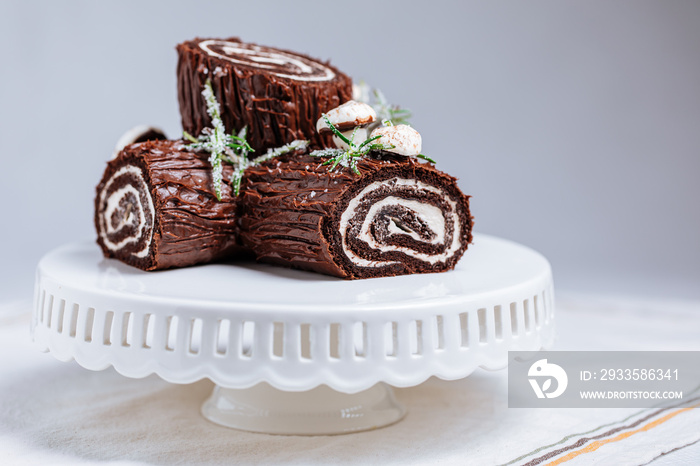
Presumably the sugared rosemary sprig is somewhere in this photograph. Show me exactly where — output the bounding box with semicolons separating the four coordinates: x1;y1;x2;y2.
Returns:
373;88;412;126
229;139;308;195
184;79;253;200
416;153;437;163
309;114;393;175
353;81;435;164
355;81;412;127
184;79;304;198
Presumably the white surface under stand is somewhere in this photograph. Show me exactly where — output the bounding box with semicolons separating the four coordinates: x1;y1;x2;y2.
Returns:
31;234;555;435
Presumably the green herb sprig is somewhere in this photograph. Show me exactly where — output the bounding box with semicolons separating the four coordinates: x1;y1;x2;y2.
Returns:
373;88;412;126
354;81;413;127
184;79;305;198
310;115;394;174
352;81;435;164
183;79;252;200
229;139;308;195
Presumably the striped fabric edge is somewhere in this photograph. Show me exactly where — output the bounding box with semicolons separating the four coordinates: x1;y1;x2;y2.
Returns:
639;437;700;465
500;394;700;466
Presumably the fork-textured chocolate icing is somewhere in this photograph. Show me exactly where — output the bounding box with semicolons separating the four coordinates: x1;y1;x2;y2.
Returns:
177;37;353;154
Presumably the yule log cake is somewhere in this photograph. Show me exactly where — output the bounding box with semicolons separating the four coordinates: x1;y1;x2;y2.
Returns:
95;139;242;271
95;37;473;278
238;152;472;279
177;37;352;153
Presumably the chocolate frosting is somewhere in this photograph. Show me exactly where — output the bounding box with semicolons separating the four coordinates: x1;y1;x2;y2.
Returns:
176;37;353;154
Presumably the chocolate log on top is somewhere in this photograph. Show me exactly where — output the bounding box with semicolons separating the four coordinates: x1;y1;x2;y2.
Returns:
237;153;473;279
177;37;353;153
95;139;242;271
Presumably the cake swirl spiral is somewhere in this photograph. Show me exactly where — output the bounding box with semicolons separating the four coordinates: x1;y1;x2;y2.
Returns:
198;39;336;82
338;178;464;270
96;164;155;263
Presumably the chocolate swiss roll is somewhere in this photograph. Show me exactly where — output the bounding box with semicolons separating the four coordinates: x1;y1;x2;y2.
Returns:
177;38;353;153
95;139;242;271
237;154;473;279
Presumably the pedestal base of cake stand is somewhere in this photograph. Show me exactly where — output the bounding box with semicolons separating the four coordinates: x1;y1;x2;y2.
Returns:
201;382;405;435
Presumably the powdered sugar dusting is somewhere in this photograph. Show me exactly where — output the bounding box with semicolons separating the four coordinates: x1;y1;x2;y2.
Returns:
370;125;422;156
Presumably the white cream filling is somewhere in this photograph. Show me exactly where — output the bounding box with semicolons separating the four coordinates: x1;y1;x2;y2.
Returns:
98;165;155;258
199;40;335;82
363;198;445;244
104;185;140;235
339;178;462;267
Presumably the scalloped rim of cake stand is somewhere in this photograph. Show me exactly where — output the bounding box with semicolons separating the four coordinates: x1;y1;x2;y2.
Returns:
32;233;555;393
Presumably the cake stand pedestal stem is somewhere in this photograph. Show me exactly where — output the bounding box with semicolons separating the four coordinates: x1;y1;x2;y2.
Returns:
201;382;406;435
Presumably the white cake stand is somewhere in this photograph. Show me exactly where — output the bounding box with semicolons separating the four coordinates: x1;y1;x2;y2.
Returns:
32;234;554;435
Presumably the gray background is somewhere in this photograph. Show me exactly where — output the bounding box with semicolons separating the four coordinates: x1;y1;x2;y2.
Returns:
1;0;699;302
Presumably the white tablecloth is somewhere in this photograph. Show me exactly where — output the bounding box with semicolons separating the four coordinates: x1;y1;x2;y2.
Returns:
1;295;699;465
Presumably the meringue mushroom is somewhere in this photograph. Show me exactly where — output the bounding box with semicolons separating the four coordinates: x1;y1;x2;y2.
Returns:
370;124;422;157
111;125;167;159
316;100;377;150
